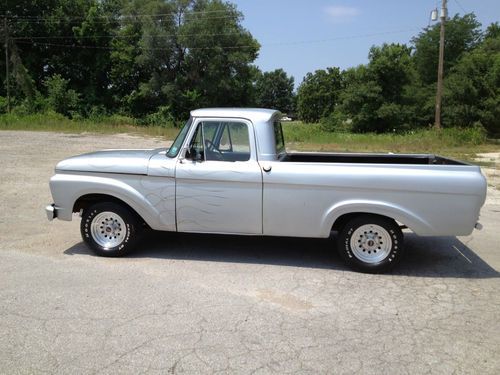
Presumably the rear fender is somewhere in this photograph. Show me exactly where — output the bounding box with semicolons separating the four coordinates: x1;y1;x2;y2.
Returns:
321;200;433;236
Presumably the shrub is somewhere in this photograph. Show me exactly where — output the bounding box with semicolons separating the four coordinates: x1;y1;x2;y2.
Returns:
0;96;7;114
44;74;81;117
139;105;175;127
320;111;352;132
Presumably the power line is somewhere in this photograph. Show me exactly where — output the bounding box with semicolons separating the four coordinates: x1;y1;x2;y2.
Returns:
12;31;247;40
262;29;420;47
14;40;256;51
13;28;419;51
5;12;241;25
5;9;235;21
452;0;467;13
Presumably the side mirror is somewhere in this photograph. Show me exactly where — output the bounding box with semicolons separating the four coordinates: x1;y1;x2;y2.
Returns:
178;147;188;162
194;149;203;162
184;146;203;162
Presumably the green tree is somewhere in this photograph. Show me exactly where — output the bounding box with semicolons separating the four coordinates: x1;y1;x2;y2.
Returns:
409;14;484;127
179;0;259;116
335;44;417;133
1;0;120;112
109;14;144;115
123;0;180;116
71;0;121;112
254;69;295;113
44;74;81;117
443;24;500;135
296;67;342;122
113;0;260;120
412;13;482;85
485;22;500;40
2;0;260;120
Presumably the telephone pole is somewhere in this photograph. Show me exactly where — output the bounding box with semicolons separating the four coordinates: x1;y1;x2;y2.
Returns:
3;17;10;113
434;0;447;129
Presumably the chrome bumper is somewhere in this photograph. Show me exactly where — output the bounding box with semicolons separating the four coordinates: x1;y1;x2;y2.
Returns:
45;204;58;221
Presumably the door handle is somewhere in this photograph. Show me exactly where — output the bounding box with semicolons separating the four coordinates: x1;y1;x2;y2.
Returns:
262;165;272;172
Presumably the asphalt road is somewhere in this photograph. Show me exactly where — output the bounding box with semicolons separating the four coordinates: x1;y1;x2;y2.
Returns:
1;131;499;374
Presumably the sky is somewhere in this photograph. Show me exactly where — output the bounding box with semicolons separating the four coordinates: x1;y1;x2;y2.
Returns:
231;0;500;86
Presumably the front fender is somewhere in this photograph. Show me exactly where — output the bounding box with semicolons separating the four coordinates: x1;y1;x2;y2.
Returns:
321;200;433;236
49;173;174;231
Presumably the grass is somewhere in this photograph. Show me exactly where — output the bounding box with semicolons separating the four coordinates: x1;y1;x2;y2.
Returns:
282;121;499;162
1;113;499;162
0;112;180;139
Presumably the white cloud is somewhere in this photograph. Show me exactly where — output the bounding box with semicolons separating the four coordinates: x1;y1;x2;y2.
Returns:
325;5;360;22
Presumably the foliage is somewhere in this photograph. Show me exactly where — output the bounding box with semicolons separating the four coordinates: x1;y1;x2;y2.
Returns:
1;0;259;121
0;5;499;136
316;14;499;136
296;67;343;122
332;44;417;133
254;69;295;113
44;74;81;117
443;29;500;136
412;13;482;84
139;105;176;127
0;97;7;114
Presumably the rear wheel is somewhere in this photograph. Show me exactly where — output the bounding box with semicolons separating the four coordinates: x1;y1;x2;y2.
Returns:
81;202;141;257
337;214;404;273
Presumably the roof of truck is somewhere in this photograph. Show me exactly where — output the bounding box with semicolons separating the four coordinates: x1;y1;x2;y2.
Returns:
190;108;280;123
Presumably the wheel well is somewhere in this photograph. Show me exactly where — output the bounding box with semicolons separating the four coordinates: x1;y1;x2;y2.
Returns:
73;194;147;226
332;212;399;232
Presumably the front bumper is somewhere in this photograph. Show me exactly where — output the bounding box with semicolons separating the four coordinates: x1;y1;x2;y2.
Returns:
45;204;58;221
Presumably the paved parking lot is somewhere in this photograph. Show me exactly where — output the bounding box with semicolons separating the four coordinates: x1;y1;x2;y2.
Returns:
1;131;499;374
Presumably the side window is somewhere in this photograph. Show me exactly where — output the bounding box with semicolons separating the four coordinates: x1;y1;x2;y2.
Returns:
203;122;218;145
206;122;250;162
187;121;251;162
226;122;250;157
218;124;232;152
186;123;204;161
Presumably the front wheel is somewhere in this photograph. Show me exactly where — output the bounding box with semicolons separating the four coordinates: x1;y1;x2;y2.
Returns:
81;202;141;257
337;214;404;273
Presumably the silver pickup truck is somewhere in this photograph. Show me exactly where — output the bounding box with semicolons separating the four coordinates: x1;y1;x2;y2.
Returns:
46;108;487;272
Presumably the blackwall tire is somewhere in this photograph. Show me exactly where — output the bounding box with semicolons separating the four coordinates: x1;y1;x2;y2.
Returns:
337;214;404;273
80;202;141;257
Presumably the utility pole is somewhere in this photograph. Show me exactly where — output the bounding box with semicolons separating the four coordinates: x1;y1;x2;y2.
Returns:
3;17;10;113
434;0;447;129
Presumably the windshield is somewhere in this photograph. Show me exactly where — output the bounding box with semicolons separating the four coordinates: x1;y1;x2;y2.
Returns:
166;118;192;158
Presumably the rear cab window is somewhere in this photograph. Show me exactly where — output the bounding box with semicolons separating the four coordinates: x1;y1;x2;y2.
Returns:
273;120;286;156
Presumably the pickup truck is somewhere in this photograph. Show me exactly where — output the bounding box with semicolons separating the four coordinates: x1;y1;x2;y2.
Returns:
46;108;487;272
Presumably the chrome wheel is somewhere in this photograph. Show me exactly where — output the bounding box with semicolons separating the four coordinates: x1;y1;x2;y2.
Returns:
350;224;392;264
90;211;127;249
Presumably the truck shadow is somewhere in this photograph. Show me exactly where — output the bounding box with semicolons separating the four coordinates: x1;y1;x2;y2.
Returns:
64;231;499;279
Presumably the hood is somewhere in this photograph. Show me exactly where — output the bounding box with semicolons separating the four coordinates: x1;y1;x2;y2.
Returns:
56;148;165;175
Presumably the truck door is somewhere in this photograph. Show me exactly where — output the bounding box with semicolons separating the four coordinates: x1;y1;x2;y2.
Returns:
175;119;263;234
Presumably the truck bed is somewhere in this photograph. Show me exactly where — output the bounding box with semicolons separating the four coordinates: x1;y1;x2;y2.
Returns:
282;152;467;165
